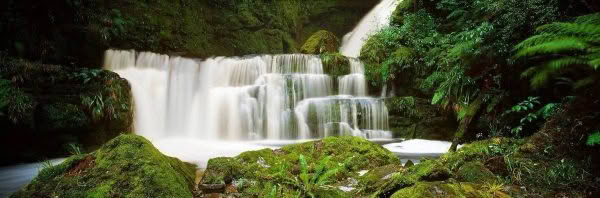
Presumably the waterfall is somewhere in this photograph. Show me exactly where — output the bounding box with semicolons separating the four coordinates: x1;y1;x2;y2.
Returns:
105;50;391;140
103;0;401;141
339;0;400;58
105;52;391;140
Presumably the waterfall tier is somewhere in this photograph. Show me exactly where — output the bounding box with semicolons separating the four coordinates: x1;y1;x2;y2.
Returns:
104;50;391;140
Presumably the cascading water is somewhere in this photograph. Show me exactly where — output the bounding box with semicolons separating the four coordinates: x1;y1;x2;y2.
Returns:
105;50;391;141
339;0;400;58
102;0;400;166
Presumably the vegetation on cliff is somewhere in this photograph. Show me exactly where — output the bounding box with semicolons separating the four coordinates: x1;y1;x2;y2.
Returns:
1;0;378;68
362;0;600;151
0;58;132;165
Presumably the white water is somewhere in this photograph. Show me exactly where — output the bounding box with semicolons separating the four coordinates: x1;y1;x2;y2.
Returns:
339;0;400;57
105;51;391;141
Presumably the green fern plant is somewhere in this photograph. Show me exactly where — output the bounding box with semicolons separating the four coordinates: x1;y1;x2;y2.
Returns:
422;66;477;106
515;13;600;89
282;155;346;198
503;97;558;136
67;143;83;155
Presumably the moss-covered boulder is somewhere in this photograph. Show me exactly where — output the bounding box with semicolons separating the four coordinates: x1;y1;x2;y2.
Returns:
301;30;340;54
12;134;196;198
199;136;400;197
391;181;509;198
321;52;351;78
386;96;457;141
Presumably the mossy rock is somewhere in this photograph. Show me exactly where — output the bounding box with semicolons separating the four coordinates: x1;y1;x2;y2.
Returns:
358;164;405;193
321;52;351;78
301;30;340;54
202;157;241;185
456;162;500;184
369;159;452;196
201;136;400;197
391;181;510;198
12;134;197;198
0;60;133;165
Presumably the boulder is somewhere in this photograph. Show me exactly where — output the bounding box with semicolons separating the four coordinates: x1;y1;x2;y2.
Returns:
301;30;340;54
200;136;400;197
12;135;196;198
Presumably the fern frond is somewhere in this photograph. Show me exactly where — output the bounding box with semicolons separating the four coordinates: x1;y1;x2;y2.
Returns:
589;57;600;70
530;70;551;88
298;155;310;191
575;13;600;25
516;38;588;58
574;75;597;89
547;57;588;70
521;66;539;78
537;23;600;37
312;156;330;184
316;167;340;186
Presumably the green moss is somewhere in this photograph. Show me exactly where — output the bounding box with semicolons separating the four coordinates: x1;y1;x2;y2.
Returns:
201;136;400;197
12;135;196;198
320;52;351;78
391;0;415;26
456;162;500;184
301;30;340;54
390;181;508;198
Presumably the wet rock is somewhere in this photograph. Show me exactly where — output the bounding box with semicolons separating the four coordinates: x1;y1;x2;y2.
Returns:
386;97;457;141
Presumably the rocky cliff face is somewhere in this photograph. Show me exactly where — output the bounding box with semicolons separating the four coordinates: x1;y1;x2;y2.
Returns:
1;0;379;68
0;59;133;165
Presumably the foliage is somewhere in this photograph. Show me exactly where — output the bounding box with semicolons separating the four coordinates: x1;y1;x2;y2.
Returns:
502;97;558;136
586;131;600;146
516;13;600;89
70;69;102;84
0;78;36;126
67;143;83;155
422;66;477;106
281;155;347;198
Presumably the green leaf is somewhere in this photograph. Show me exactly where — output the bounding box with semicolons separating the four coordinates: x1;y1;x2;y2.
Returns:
432;91;445;105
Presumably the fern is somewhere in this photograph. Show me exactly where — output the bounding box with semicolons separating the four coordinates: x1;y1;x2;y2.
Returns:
283;155;346;198
516;13;600;89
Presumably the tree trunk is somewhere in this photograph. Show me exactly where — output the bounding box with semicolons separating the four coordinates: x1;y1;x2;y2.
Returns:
449;94;485;152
